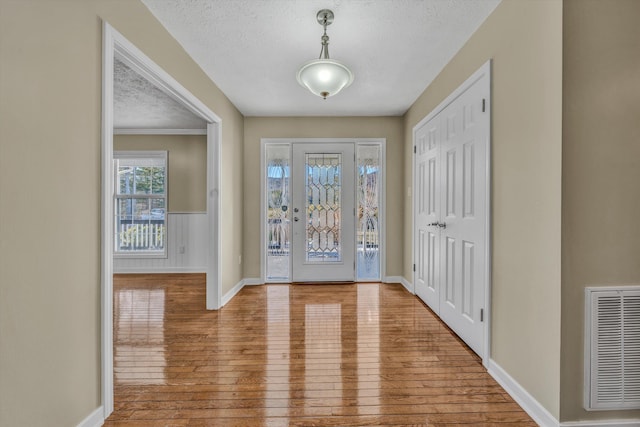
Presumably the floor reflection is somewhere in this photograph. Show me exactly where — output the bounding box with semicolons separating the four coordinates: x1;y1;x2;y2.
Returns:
304;302;342;414
109;276;535;426
357;284;380;410
266;286;290;419
114;286;166;385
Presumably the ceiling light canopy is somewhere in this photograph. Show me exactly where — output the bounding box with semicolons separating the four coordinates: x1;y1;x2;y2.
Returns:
296;9;354;100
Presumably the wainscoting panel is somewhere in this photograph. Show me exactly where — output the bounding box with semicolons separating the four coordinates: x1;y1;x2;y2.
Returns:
114;213;208;273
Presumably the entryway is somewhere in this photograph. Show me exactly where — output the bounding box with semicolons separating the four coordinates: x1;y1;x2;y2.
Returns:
413;61;491;359
262;139;385;283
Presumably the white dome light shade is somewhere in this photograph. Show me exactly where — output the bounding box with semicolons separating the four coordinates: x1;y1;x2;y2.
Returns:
297;59;354;99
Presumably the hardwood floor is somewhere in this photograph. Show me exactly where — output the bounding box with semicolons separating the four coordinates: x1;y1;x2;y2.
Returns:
105;274;535;426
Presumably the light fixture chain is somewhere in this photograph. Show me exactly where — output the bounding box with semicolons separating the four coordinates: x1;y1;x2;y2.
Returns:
319;20;330;60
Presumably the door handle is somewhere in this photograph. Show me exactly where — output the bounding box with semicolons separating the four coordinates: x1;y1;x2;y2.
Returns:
294;217;299;222
427;221;447;229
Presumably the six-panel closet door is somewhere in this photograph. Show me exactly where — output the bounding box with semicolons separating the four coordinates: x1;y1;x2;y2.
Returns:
414;64;490;357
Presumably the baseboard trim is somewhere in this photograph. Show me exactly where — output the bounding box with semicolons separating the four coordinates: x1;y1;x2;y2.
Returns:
487;359;559;427
560;421;640;427
384;276;414;294
113;267;207;274
221;279;245;307
76;406;104;427
243;278;263;286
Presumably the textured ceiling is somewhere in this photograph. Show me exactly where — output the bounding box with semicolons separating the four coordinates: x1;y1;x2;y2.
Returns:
114;57;207;130
141;0;501;117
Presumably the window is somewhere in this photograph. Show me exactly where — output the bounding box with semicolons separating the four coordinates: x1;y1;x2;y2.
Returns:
356;144;381;280
265;144;291;281
113;151;167;257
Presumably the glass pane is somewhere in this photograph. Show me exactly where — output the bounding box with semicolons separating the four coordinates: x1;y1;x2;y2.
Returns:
133;166;152;194
152;166;165;194
117;166;134;195
266;145;291;280
115;198;166;253
306;153;341;263
150;199;165;220
115;156;165;196
357;145;381;280
133;198;150;220
117;198;134;224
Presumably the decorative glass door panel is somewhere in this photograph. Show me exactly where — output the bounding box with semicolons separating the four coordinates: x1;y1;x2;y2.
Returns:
265;145;291;281
356;145;381;280
305;153;342;262
292;144;355;282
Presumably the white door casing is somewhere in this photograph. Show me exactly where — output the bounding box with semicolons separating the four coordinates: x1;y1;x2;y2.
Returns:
102;22;222;419
413;61;491;358
292;143;356;282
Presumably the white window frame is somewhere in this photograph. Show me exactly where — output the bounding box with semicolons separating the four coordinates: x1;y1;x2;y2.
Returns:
113;150;168;259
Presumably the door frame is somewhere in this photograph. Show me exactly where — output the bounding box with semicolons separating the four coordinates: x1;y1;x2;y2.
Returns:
101;22;222;419
412;60;492;365
260;138;386;283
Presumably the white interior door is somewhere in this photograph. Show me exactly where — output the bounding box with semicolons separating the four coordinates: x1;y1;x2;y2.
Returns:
414;122;441;308
413;63;490;357
292;143;356;282
437;78;488;356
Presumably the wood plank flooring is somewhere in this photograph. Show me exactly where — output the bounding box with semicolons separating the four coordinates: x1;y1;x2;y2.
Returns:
105;274;535;426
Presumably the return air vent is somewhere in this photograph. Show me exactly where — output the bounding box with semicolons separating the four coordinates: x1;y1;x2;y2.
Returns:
585;286;640;410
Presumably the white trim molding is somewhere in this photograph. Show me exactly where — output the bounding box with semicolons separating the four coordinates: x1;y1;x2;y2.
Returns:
560;421;640;427
384;276;414;294
484;362;639;427
114;128;207;135
114;267;207;274
221;278;264;307
102;21;222;421
76;407;104;427
222;280;245;307
487;359;559;427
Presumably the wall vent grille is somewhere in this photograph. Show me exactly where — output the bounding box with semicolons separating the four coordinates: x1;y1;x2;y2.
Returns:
585;286;640;410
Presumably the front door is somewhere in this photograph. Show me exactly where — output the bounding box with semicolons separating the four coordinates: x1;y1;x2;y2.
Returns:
291;143;356;282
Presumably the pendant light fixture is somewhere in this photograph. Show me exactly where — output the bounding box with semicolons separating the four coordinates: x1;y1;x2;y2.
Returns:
296;9;354;99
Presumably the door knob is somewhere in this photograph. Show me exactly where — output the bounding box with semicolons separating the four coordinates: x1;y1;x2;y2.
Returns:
427;221;447;229
294;217;299;222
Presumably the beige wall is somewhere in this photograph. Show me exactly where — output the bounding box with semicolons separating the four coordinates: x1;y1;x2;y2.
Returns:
0;1;243;425
403;0;562;418
243;117;404;279
5;0;637;425
114;134;207;212
561;0;640;421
